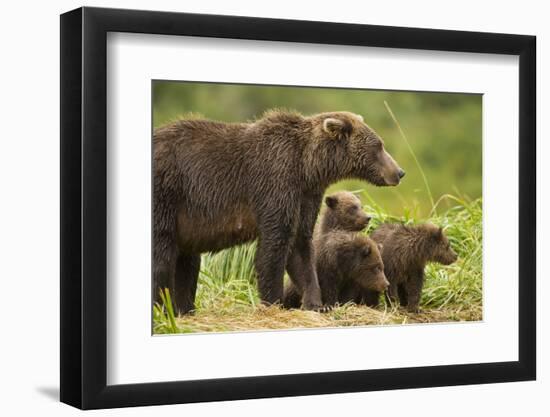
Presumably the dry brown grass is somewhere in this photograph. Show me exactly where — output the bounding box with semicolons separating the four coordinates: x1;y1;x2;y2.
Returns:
174;303;482;334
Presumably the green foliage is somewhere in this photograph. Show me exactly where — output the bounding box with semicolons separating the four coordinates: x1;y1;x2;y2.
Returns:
197;243;260;310
153;288;179;334
153;288;193;334
422;197;482;308
153;81;482;216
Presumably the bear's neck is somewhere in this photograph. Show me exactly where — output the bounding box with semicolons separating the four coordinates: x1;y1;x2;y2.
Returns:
302;147;352;192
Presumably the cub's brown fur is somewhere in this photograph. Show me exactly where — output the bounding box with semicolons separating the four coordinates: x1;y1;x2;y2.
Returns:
283;191;388;308
318;191;371;234
351;223;457;312
153;110;404;314
284;232;389;308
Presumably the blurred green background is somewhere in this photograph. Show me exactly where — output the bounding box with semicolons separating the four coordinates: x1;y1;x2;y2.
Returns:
153;81;482;217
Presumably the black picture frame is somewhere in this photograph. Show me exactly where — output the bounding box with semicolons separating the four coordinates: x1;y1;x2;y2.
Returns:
60;6;536;410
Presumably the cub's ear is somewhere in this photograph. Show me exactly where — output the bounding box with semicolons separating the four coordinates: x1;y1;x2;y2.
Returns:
361;245;372;257
377;243;384;251
323;118;353;140
431;226;444;239
325;195;338;209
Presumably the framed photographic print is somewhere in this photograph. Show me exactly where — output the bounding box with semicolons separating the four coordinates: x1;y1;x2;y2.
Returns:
60;6;536;410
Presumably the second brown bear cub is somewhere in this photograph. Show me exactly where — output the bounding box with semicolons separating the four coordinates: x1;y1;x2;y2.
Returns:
358;223;458;313
283;192;389;308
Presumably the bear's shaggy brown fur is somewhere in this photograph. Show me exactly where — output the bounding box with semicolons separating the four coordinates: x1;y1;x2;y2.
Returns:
283;191;388;308
153;110;404;314
351;223;457;312
318;191;371;235
284;232;389;308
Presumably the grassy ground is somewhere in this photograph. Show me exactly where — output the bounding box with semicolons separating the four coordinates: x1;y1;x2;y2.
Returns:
153;196;482;334
168;303;482;334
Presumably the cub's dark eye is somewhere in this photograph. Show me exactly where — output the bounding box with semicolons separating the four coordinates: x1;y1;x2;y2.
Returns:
347;206;357;214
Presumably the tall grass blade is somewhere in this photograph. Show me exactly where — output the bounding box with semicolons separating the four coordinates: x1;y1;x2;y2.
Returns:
384;100;435;213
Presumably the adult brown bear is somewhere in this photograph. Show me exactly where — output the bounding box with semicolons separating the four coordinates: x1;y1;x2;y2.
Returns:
153;110;404;314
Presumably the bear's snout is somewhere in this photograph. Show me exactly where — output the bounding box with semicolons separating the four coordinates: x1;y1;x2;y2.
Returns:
384;171;402;186
448;250;458;264
440;249;458;265
381;277;390;290
375;275;390;292
377;149;404;187
358;215;371;228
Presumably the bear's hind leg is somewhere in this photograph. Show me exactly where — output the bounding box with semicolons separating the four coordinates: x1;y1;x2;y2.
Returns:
153;236;177;310
153;192;179;312
398;284;408;307
174;253;201;315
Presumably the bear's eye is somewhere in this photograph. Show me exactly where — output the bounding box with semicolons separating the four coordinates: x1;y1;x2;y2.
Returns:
347;206;357;214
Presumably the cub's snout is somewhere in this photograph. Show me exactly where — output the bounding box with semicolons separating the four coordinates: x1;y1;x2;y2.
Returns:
380;275;390;291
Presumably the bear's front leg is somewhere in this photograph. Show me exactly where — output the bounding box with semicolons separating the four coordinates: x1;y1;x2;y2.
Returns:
255;231;292;306
286;194;324;310
286;240;323;311
405;269;424;313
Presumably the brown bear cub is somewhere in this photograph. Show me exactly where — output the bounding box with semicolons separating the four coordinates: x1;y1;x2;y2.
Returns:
283;232;389;308
283;192;389;308
354;223;457;313
317;191;372;234
154;110;404;314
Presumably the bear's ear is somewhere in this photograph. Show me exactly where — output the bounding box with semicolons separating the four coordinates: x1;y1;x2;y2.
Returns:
377;243;383;252
431;226;443;240
362;245;372;257
325;195;338;209
323;118;353;140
